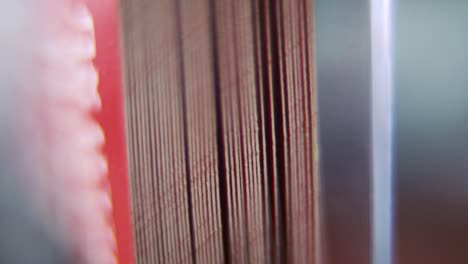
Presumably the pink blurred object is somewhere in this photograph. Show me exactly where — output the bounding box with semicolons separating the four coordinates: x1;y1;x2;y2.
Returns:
21;1;118;263
6;0;134;262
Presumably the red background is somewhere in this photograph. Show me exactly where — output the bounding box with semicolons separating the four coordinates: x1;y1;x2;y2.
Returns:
84;1;134;263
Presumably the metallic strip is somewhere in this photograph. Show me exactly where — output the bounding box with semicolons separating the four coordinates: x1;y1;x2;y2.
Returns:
371;0;394;264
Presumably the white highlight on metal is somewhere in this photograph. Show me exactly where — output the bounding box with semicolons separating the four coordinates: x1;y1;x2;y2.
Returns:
371;0;394;263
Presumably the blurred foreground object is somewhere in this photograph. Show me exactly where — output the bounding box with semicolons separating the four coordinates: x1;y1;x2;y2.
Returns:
0;0;133;263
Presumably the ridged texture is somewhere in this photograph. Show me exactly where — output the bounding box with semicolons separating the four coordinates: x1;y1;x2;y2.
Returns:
32;1;117;263
120;0;316;263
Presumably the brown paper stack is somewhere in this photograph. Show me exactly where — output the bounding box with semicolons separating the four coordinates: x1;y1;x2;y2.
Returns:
120;0;317;263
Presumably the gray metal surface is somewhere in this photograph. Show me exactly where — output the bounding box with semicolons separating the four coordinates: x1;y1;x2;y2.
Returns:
316;0;468;263
314;1;372;263
395;0;468;263
315;0;394;263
